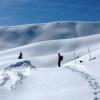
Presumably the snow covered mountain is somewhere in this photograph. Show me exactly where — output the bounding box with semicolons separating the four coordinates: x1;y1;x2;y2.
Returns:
0;21;100;51
0;21;100;100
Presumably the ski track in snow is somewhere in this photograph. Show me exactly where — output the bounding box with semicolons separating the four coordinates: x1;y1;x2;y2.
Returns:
65;65;100;100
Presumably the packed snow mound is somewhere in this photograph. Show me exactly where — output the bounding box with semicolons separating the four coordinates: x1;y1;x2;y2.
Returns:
6;60;35;69
0;60;35;91
0;21;100;50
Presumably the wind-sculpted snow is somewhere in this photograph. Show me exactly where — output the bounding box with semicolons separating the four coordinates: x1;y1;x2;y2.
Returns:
6;60;35;69
0;21;100;50
0;60;35;91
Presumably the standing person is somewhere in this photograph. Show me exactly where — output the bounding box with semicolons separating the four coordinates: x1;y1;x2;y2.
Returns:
18;52;23;59
58;53;63;67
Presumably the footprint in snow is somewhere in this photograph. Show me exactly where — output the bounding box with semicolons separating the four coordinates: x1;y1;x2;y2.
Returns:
66;66;100;100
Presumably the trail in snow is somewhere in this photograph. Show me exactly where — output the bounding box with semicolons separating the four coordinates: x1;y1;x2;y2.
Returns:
64;65;100;100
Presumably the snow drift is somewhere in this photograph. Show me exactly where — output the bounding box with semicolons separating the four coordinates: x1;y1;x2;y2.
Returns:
0;60;35;91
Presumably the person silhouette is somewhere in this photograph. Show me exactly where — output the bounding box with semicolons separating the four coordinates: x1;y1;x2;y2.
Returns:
18;52;23;59
58;53;63;67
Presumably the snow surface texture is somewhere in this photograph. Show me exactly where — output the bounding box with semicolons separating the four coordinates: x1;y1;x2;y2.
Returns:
0;21;100;100
0;60;35;91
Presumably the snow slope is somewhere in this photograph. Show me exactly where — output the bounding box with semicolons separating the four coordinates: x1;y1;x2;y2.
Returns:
0;21;100;50
0;33;100;68
0;22;100;100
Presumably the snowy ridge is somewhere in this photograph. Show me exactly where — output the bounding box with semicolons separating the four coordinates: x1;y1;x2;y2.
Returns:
0;33;100;60
0;21;100;51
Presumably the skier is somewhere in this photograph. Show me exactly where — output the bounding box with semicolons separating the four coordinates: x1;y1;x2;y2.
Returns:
58;53;63;67
18;52;23;59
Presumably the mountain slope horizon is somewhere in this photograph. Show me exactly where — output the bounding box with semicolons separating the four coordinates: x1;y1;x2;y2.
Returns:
0;21;100;51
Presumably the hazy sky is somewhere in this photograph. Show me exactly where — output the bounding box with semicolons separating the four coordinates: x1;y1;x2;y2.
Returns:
0;0;100;25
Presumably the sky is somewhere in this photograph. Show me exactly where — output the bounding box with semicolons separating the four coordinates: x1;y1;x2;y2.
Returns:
0;0;100;26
